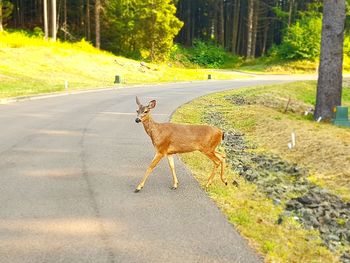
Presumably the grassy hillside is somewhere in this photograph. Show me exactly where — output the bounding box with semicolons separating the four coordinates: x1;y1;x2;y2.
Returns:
235;56;350;74
0;31;244;99
172;81;350;262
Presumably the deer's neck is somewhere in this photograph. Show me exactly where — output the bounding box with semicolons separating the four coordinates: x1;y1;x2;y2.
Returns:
142;115;159;141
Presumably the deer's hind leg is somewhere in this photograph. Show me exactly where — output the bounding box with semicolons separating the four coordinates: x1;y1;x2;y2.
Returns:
215;151;227;185
204;152;221;188
167;155;179;190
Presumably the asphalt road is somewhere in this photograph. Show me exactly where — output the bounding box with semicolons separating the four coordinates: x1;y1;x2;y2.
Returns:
0;77;310;263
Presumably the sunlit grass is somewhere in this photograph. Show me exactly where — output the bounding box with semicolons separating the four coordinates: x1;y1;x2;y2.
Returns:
0;31;246;99
171;80;350;262
237;56;350;74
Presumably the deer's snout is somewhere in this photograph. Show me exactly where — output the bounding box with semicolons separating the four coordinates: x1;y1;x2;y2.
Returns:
135;118;141;123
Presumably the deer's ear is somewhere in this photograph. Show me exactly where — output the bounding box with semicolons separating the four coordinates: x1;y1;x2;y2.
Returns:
136;96;141;106
148;100;156;109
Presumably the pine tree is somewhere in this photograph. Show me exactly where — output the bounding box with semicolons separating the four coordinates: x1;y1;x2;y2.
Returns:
95;0;101;49
51;0;57;41
0;0;3;32
44;0;48;39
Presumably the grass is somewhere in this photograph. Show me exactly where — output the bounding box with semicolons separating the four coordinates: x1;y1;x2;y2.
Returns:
0;31;246;99
172;80;350;262
234;56;350;75
237;57;318;74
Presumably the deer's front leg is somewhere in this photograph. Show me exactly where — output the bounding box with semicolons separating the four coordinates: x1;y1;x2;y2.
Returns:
167;155;179;190
135;153;164;192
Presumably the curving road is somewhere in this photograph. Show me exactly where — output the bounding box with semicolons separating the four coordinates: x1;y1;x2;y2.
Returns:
0;77;312;263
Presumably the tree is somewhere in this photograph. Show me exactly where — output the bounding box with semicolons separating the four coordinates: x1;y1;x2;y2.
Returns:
0;0;13;32
217;0;224;46
0;0;3;32
44;0;48;39
231;0;240;53
246;0;254;58
315;0;346;121
52;0;57;41
63;0;67;40
251;0;260;58
86;0;91;40
95;0;101;49
288;0;295;26
104;0;182;60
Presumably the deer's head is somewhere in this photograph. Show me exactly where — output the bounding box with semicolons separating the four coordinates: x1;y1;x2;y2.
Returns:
135;96;156;123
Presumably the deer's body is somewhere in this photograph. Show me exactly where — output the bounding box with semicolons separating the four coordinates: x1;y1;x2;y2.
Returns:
142;116;223;155
134;97;227;192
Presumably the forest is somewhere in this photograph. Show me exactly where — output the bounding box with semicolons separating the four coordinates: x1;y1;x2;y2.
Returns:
0;0;349;62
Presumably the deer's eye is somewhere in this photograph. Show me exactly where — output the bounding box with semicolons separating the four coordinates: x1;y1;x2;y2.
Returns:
144;110;149;113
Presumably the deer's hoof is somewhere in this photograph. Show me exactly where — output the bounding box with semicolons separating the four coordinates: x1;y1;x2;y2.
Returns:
134;186;143;193
170;186;177;190
225;181;228;186
232;180;239;187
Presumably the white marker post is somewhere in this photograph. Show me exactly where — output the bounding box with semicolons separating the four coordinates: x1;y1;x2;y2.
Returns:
65;80;69;92
317;116;322;122
291;132;296;148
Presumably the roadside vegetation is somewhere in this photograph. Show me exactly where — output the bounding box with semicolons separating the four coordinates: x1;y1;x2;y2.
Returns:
0;31;245;99
172;81;350;262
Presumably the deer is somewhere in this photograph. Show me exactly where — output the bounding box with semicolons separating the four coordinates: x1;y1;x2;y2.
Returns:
134;96;227;192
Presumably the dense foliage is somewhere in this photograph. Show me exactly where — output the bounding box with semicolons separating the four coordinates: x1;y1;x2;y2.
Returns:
170;41;241;68
103;0;183;60
1;0;350;65
274;13;322;60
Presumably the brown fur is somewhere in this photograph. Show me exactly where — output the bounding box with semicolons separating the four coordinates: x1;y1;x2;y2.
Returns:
134;97;227;192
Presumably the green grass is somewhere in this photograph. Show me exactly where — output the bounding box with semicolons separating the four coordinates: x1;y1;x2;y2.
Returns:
233;55;350;74
0;31;246;99
172;80;350;262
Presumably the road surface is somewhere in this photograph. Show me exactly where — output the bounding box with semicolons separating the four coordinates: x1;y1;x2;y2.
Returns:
0;77;310;262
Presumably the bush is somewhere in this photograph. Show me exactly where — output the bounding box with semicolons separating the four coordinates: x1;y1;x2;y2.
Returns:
169;44;194;67
170;40;241;68
189;40;226;68
275;14;322;60
33;27;44;38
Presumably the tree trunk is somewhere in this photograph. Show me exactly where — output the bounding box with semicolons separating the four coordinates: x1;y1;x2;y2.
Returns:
86;0;91;40
95;0;101;49
63;0;67;40
251;0;259;58
231;0;240;54
225;1;230;49
315;0;346;121
0;0;3;32
37;0;43;25
79;0;84;27
19;0;24;27
246;0;254;58
51;0;56;41
288;0;294;26
43;0;48;39
217;0;224;46
185;0;191;46
261;22;269;56
191;7;195;43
